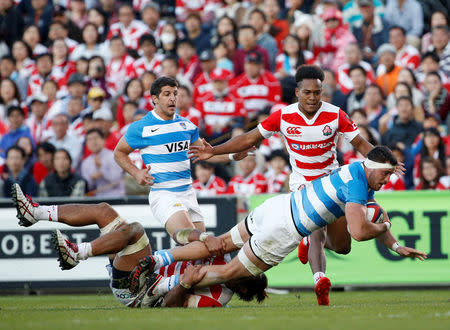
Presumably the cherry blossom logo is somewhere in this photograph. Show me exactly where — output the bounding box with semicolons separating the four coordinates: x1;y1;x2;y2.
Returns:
322;125;332;136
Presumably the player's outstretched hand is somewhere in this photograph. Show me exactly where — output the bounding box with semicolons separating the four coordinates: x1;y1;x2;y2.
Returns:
394;161;406;177
181;264;205;288
134;165;155;186
232;146;257;161
188;138;214;162
204;235;226;256
396;246;428;261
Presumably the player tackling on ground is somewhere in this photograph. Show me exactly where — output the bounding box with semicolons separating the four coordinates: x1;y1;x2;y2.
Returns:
113;76;251;261
166;147;426;299
188;65;403;305
11;184;267;308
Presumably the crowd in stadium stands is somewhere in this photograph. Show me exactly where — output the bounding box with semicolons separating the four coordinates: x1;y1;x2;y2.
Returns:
0;0;449;198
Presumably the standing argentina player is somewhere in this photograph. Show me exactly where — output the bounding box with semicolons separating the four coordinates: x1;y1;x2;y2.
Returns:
114;77;251;263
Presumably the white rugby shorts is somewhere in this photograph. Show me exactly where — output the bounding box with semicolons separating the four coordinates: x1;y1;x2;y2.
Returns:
246;194;303;266
149;188;203;226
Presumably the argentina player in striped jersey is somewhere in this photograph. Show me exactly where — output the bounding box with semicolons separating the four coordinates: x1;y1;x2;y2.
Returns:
114;77;252;262
137;147;426;303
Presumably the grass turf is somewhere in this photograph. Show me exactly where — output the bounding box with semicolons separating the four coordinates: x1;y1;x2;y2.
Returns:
0;290;449;330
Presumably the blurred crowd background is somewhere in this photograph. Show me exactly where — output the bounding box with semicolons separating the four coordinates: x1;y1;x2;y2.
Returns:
0;0;449;199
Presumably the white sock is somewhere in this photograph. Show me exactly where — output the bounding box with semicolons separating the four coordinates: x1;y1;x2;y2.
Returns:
302;236;309;246
153;274;180;296
77;242;92;260
313;272;326;285
34;205;58;222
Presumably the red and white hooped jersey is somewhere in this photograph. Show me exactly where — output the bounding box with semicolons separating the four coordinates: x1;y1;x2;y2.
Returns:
106;55;136;96
227;169;268;195
193;72;213;101
195;91;246;137
395;45;421;70
258;102;360;189
336;61;375;95
231;70;282;119
133;54;164;77
381;174;406;191
107;20;150;50
25;115;52;144
27;71;60;97
265;169;290;193
156;254;233;308
179;106;202;128
193;175;227;196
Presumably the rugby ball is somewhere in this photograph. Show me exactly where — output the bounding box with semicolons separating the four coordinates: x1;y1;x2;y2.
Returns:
366;202;384;224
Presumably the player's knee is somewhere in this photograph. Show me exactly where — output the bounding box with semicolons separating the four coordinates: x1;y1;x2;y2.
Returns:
334;245;351;255
98;202;115;215
128;222;145;240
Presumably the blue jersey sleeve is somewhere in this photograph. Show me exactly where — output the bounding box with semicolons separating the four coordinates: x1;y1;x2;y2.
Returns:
190;125;199;144
124;122;144;150
346;164;370;205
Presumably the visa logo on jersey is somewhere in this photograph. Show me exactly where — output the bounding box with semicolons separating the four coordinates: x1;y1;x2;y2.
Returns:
165;141;189;153
286;126;302;136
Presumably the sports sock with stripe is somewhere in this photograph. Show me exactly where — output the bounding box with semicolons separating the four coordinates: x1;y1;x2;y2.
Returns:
153;274;180;296
153;250;174;269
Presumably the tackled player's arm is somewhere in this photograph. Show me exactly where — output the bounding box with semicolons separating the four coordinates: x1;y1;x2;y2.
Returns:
163;265;205;308
173;228;226;256
374;206;428;260
345;203;389;241
350;134;374;157
189;128;264;162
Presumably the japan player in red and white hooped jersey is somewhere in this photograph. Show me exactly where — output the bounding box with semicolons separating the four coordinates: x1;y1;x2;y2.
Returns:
189;65;383;306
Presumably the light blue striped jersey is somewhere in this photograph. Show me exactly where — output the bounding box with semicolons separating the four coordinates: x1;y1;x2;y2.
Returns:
290;162;374;237
124;111;199;192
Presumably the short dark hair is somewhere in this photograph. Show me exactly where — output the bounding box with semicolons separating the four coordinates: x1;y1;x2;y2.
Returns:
150;76;178;96
110;35;124;44
367;146;398;166
196;160;214;170
1;55;15;65
295;65;325;84
55;148;72;164
239;24;257;34
232;273;268;303
162;54;179;68
178;84;192;96
249;8;267;22
7;105;24;117
421;51;440;63
396;95;413;106
139;34;156;47
36;53;52;62
6;145;25;158
366;83;384;98
389;25;406;35
177;38;195;48
86;128;105;139
348;64;367;77
37;142;56;154
426;71;441;81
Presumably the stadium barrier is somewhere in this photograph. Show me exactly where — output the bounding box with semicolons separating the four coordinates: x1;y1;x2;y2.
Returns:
0;196;237;291
250;191;450;287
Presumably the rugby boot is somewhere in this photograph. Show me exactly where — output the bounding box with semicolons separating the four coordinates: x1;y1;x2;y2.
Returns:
131;273;164;308
11;183;39;227
129;255;157;294
52;229;80;270
314;276;331;306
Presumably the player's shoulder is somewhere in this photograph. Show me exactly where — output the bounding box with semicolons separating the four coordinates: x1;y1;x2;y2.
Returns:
320;101;341;113
280;102;299;114
173;114;198;130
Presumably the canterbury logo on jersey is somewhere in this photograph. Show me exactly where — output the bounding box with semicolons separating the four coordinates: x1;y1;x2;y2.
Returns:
165;141;189;152
286;126;302;136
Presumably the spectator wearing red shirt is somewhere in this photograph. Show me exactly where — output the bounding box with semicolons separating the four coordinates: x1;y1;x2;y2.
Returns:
227;155;267;195
106;3;149;50
116;78;150;128
389;26;421;71
27;53;57;97
133;34;163;77
416;157;448;190
86;108;121;156
231;51;282;120
196;68;246;139
263;0;290;51
25;93;52;144
193;161;227;197
105;36;135;97
265;150;290;193
33;142;56;184
232;25;271;76
177;85;202;129
193;50;217;101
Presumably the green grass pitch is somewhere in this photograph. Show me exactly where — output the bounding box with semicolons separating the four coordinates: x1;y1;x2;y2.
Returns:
0;290;449;330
